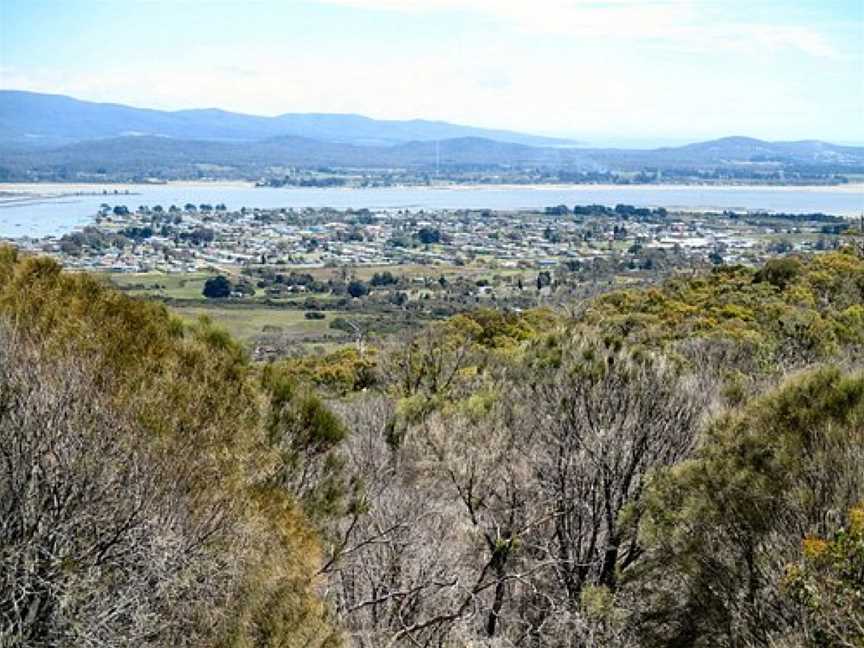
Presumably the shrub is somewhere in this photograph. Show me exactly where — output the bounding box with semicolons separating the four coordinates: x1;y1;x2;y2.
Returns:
202;275;232;298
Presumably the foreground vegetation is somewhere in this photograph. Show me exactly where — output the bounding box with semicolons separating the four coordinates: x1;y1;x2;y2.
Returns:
2;244;863;647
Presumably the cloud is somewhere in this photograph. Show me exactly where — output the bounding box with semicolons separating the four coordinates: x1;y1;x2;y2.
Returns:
5;34;848;143
314;0;841;58
4;1;858;142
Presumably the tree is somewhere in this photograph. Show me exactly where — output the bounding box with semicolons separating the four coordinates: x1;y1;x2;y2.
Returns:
181;227;215;246
347;280;369;299
203;275;232;298
754;256;802;289
261;366;352;521
784;502;864;646
767;238;794;254
634;367;864;647
0;247;343;647
545;204;570;215
0;329;239;646
418;396;541;640
844;216;864;258
417;228;441;245
326;395;469;646
370;271;397;287
537;271;552;290
517;337;703;642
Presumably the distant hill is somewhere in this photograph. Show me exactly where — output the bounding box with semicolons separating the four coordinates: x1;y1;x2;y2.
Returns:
1;91;862;182
0;90;576;148
594;136;864;168
2;132;863;182
0;134;579;177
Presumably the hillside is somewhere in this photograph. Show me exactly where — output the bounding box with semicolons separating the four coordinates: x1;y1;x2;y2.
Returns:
3;132;863;183
591;135;864;169
2;246;864;646
0;90;576;148
2;91;863;182
0;133;585;175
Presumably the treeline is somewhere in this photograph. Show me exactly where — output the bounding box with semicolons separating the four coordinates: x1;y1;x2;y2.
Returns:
730;210;847;223
57;224;216;256
548;203;848;224
2;247;864;646
545;203;670;219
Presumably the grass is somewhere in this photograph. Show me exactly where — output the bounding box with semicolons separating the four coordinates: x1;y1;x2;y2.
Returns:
172;304;350;343
100;271;216;300
98;271;365;344
98;262;536;346
100;262;519;301
752;232;833;246
277;263;494;282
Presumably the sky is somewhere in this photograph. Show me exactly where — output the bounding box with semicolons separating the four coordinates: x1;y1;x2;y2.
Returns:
1;0;863;146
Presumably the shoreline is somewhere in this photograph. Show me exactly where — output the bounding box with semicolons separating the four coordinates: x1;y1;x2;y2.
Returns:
0;180;255;195
420;182;864;194
1;180;862;196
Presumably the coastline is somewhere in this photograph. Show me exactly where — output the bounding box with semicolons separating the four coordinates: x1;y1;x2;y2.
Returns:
1;180;862;196
0;180;255;195
419;182;864;195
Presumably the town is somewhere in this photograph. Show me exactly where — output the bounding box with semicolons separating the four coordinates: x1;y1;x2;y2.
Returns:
17;201;851;276
7;201;850;356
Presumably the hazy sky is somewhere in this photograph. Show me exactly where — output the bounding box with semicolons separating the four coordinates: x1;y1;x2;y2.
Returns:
2;0;863;145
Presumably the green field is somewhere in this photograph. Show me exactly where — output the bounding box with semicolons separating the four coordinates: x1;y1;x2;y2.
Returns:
172;304;342;343
260;262;502;282
102;271;216;300
98;262;527;346
98;271;358;344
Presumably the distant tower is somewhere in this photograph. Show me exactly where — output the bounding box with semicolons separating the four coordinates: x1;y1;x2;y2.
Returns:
435;140;440;181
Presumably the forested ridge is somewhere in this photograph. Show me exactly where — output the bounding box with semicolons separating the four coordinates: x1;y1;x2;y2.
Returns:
1;246;863;647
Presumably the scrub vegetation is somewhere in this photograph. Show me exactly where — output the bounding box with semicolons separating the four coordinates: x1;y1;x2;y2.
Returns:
2;244;864;647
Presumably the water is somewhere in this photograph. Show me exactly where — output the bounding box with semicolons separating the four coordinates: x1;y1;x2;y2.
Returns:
1;183;862;239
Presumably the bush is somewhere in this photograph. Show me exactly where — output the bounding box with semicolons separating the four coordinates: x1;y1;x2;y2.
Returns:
329;317;353;332
347;280;369;299
0;247;342;647
754;256;803;289
0;333;238;645
637;367;864;646
370;271;398;286
202;275;232;298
